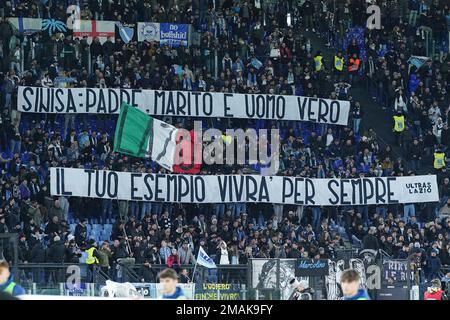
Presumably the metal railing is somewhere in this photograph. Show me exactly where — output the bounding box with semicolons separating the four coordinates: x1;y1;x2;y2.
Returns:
120;263;248;285
9;257;450;299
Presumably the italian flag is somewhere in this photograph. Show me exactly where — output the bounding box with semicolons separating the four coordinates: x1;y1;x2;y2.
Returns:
114;103;201;173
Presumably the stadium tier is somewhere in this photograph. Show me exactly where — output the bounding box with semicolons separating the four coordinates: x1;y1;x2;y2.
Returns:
0;0;449;303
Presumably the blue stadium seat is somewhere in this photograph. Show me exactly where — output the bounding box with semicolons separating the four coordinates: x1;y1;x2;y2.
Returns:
79;251;88;263
89;230;99;240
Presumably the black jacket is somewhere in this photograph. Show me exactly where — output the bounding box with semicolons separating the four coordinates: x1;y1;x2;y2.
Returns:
363;234;379;251
30;242;46;263
74;223;87;245
140;265;157;283
47;240;66;263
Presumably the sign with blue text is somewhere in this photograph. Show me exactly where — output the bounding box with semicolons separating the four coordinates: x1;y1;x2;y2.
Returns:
296;259;329;277
160;23;188;46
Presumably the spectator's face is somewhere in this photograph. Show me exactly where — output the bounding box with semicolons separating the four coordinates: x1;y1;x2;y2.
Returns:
341;279;359;297
0;266;11;285
160;277;178;295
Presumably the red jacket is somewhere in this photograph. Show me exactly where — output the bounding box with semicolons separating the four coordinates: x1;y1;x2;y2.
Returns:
167;254;181;268
280;46;293;61
424;290;444;300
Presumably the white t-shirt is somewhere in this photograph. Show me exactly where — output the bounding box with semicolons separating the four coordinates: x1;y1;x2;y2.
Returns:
219;248;230;265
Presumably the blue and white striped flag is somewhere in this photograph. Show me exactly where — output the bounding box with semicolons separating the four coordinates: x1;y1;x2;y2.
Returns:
197;246;217;269
10;17;42;35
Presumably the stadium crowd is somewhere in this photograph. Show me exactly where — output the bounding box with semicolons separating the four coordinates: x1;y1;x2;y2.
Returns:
0;0;449;287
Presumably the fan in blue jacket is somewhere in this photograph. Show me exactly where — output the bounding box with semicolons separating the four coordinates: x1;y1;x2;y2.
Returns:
0;260;26;297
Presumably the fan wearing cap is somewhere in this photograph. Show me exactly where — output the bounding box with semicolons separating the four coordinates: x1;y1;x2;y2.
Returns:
424;279;448;300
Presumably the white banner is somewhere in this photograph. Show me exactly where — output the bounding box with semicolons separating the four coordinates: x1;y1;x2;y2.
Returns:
73;20;115;44
137;22;161;42
18;86;350;125
50;168;439;205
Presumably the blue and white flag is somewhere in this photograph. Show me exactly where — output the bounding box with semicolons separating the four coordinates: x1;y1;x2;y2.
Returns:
407;55;430;69
197;246;216;269
137;22;160;42
10;17;42;35
116;22;135;44
251;57;263;70
42;19;67;36
160;23;188;47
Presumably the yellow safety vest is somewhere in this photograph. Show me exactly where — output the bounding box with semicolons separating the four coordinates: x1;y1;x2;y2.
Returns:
434;153;446;169
334;56;344;71
393;115;405;132
314;56;323;71
85;247;99;265
2;282;16;295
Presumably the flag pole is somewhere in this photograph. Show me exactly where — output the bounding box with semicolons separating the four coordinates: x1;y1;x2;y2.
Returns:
192;259;198;283
192;247;200;283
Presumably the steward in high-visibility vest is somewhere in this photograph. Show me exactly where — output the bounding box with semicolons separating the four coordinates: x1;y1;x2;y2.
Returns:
434;150;446;170
393;113;405;132
314;51;323;72
393;112;405;146
85;240;100;265
0;260;26;297
334;53;344;72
